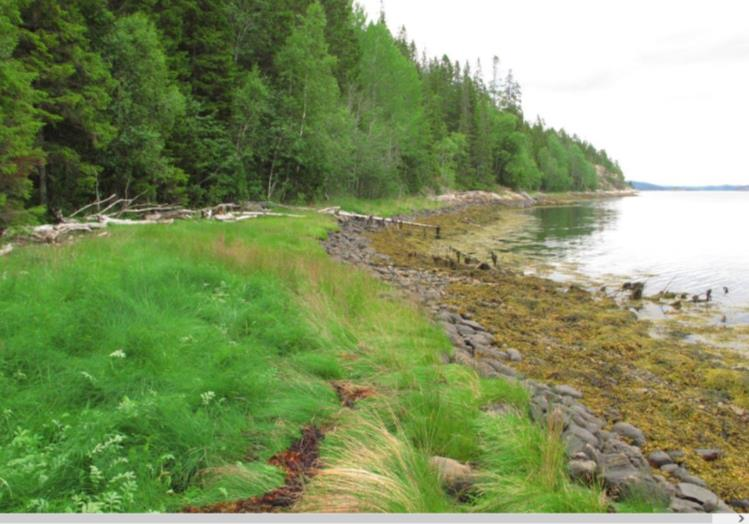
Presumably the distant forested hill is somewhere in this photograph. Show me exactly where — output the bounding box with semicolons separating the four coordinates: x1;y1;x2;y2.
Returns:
0;0;626;226
630;181;749;191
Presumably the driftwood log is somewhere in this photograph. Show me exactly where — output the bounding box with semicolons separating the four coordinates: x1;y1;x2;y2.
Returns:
319;208;441;238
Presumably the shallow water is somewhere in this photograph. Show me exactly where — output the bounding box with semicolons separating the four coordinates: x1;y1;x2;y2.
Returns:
466;192;749;324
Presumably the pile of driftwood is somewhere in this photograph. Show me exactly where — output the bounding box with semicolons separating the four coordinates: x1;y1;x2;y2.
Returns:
0;197;439;257
0;195;304;250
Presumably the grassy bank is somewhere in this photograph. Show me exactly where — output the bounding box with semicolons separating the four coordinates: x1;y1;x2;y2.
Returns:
0;210;617;513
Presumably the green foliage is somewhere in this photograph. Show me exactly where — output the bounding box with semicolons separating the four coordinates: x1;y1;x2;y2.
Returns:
16;0;116;213
101;13;186;200
0;0;43;227
268;1;347;200
3;0;625;220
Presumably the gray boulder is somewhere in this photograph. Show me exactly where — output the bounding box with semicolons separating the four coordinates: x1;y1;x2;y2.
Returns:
553;384;583;399
568;459;598;483
677;483;720;512
648;450;673;468
612;422;646;447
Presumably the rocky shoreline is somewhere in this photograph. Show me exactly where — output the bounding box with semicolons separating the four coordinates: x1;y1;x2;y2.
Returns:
324;214;734;514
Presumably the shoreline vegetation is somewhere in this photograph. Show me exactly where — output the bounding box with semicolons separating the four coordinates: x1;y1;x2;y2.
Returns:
364;194;748;509
1;189;746;513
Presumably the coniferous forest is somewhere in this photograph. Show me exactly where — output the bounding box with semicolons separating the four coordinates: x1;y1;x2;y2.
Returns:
0;0;626;227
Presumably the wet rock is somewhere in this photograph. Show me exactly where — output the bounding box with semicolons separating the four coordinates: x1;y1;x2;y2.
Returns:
727;499;749;510
565;425;599;448
648;451;673;468
676;483;720;511
612;422;646;447
456;323;477;337
505;347;522;362
669;467;708;488
429;456;476;495
670;497;705;513
695;448;723;462
486;361;518;378
458;318;484;331
568;459;598;483
600;453;647;498
530;403;546;424
553;384;583;399
436;310;457;324
474;346;509;362
467;332;494;347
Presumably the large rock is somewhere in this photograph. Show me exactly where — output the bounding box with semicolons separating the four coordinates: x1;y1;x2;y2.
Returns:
676;483;720;512
670;497;705;513
648;450;673;468
568;459;598;483
670;467;708;488
429;456;476;495
612;422;646;447
553;384;583;399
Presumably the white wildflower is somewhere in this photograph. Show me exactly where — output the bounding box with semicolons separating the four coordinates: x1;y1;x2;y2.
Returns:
80;371;95;382
200;391;216;406
109;349;126;359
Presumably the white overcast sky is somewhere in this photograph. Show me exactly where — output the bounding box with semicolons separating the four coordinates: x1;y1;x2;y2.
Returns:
357;0;749;186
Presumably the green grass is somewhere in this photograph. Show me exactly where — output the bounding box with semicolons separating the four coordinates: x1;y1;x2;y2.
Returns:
1;212;629;513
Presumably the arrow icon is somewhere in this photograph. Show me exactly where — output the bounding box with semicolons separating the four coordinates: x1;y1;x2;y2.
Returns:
739;515;744;523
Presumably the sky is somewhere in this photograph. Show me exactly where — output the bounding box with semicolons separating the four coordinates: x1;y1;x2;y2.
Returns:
357;0;749;186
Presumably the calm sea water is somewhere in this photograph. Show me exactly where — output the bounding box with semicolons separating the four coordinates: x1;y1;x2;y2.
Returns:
495;192;749;321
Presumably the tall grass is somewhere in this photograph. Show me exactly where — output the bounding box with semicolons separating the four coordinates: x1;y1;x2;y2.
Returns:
0;219;341;512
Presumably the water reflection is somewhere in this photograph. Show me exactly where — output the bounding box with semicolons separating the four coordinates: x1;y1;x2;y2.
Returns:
455;192;749;325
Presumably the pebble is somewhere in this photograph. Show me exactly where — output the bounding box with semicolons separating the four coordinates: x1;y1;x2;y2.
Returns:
695;448;723;461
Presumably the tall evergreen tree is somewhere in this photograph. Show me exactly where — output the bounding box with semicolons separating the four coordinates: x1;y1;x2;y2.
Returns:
16;0;115;212
0;0;43;226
